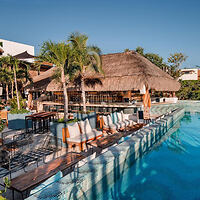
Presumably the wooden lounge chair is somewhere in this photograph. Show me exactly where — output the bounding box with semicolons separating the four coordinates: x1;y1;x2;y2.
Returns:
115;112;129;127
102;114;125;134
121;112;137;127
102;113;129;134
62;119;103;152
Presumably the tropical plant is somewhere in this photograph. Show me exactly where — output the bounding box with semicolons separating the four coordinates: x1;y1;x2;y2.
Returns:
9;56;21;109
0;66;12;100
176;80;200;100
0;54;34;110
0;119;5;133
68;32;103;112
0;56;18;108
124;48;130;52
0;177;10;200
135;46;169;72
135;46;145;56
57;118;78;123
168;53;187;79
39;41;73;121
135;47;187;78
9;95;26;110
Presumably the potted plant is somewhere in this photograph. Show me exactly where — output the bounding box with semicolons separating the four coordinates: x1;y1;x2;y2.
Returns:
7;96;31;130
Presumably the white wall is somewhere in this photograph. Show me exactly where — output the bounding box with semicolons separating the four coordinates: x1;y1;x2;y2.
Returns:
179;69;198;80
0;39;35;62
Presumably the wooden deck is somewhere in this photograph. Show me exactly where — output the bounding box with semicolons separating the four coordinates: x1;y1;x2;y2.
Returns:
10;152;84;198
87;124;144;149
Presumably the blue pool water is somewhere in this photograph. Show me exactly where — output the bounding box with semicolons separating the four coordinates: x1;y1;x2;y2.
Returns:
95;112;200;200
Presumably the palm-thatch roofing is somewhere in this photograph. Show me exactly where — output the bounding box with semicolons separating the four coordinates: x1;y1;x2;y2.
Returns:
25;51;180;92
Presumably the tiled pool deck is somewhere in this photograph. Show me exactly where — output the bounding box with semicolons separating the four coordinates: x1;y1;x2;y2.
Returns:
26;104;186;200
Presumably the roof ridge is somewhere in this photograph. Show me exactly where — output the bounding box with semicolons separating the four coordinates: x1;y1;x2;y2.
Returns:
101;50;136;57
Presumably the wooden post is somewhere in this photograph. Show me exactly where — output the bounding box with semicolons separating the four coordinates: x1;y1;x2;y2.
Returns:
27;92;33;109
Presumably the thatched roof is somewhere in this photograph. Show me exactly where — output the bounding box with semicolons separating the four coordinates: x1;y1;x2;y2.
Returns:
32;67;56;83
25;51;180;92
25;67;62;91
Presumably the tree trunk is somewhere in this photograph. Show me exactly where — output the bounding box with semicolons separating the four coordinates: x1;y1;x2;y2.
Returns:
6;84;9;101
11;81;14;99
13;64;20;110
61;67;68;122
81;76;86;113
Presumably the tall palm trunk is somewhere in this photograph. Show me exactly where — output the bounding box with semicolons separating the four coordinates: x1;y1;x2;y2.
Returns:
13;64;20;110
11;81;14;99
6;84;9;101
61;67;68;122
81;76;86;113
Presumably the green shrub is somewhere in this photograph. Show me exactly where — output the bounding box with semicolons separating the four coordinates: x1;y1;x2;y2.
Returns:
176;80;200;100
0;120;5;133
57;118;78;123
9;95;26;110
77;110;93;114
9;108;29;114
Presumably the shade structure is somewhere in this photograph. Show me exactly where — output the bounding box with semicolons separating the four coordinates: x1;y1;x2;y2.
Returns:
14;51;35;59
25;51;181;92
142;87;151;119
79;51;180;92
143;89;151;108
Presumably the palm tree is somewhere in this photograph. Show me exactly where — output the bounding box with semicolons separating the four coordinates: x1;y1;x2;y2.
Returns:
0;67;12;100
0;56;13;101
0;55;33;109
68;32;103;112
10;56;21;110
39;41;72;121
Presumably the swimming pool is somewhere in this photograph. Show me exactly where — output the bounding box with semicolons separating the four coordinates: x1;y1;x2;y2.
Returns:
91;112;200;200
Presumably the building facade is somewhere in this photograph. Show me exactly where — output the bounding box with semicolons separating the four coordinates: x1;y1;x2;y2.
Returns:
179;68;200;81
0;38;35;62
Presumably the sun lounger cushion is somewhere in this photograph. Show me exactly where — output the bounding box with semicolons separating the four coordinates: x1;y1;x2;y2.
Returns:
103;114;126;130
79;119;93;134
122;113;137;126
107;115;113;125
112;112;118;124
102;115;109;126
67;122;81;138
108;115;124;129
117;112;134;126
103;115;117;130
30;171;63;195
117;112;123;122
102;115;118;130
67;129;102;143
103;123;117;130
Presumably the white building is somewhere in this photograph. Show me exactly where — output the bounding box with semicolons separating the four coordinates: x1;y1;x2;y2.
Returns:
0;38;34;62
179;68;200;81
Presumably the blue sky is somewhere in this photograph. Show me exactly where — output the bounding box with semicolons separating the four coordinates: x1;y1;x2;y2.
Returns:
0;0;200;68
